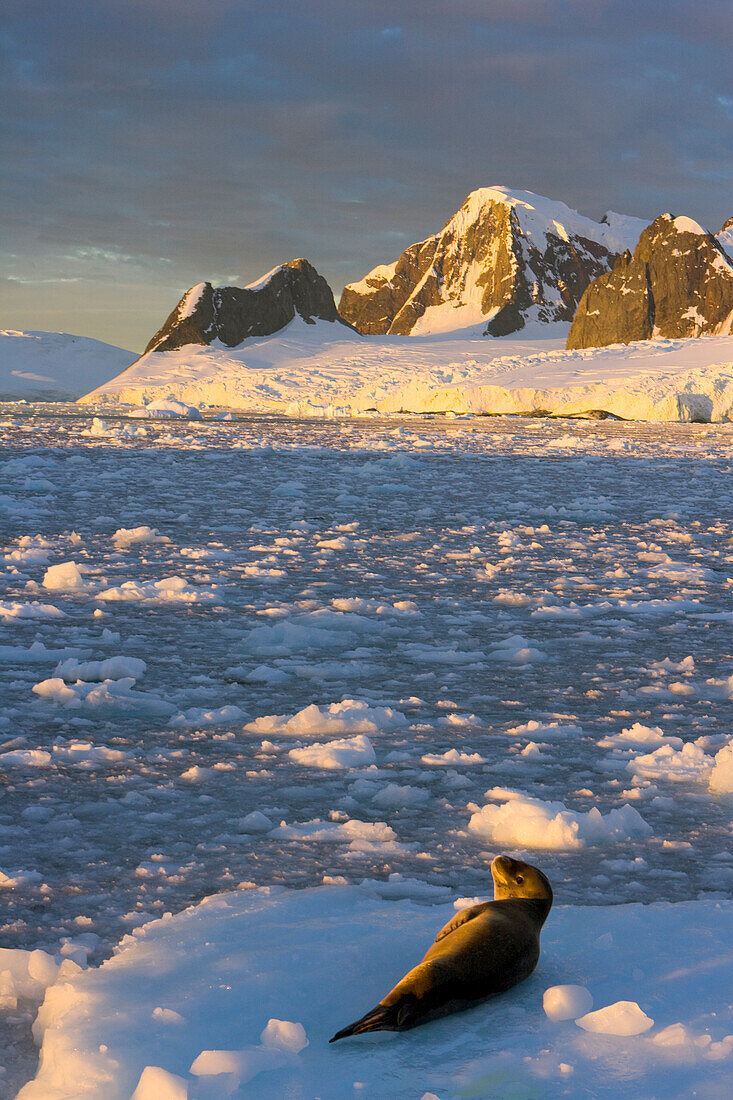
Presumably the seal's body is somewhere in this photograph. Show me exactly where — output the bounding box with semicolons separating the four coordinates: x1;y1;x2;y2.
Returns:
330;856;552;1040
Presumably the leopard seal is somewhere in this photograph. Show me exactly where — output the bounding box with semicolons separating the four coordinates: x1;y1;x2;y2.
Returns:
330;855;552;1040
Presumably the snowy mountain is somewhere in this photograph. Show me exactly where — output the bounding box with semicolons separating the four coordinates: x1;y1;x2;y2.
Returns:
568;214;733;349
339;187;648;337
0;330;135;401
145;258;348;354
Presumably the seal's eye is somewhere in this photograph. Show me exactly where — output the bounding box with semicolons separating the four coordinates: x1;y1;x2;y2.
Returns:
515;875;524;884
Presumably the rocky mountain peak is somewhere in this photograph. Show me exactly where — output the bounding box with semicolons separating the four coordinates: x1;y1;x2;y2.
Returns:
145;258;346;354
339;187;647;338
567;213;733;350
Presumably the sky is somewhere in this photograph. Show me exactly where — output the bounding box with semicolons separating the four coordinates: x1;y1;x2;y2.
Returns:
2;0;732;351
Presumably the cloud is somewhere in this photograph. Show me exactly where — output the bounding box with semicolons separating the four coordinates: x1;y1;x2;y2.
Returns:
1;0;731;348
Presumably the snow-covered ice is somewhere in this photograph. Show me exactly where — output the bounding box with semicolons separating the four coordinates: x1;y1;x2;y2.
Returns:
1;406;733;1097
542;984;594;1021
13;886;733;1100
79;320;733;422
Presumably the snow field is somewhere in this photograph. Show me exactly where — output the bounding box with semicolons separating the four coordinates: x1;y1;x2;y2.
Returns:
76;321;733;424
0;330;134;401
14;885;733;1100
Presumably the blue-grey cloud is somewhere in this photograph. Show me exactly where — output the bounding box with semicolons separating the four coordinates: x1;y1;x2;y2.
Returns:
1;0;731;349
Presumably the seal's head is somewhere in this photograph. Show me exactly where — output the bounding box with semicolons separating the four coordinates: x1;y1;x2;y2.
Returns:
491;855;553;915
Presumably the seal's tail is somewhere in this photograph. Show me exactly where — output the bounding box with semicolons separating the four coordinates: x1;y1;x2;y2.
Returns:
329;997;418;1042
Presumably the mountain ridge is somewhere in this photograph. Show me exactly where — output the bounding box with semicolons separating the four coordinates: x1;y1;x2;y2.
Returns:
568;213;733;349
145;258;349;354
339;187;648;338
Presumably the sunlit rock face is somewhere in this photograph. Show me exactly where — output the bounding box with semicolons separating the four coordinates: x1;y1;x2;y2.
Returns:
145;259;346;353
567;214;733;350
339;187;646;338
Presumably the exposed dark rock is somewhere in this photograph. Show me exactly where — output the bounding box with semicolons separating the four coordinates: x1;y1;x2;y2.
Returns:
339;188;646;338
567;214;733;350
145;259;348;353
485;301;526;337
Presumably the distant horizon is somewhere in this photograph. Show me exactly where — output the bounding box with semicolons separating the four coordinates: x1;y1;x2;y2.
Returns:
2;1;731;350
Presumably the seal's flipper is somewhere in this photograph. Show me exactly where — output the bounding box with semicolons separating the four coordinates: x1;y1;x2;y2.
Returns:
330;1002;397;1042
329;996;421;1041
434;901;491;943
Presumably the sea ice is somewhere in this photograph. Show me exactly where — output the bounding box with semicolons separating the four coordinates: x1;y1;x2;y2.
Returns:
468;790;652;849
246;699;406;737
543;984;594;1021
288;733;376;770
575;1000;655;1036
42;561;88;592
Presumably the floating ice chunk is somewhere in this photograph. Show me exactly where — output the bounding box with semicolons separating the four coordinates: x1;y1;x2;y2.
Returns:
42;561;88;591
3;535;54;566
128;398;201;419
488;634;546;664
372;782;429;808
289;734;376;770
241;611;385;656
629;742;713;783
272;479;305;497
709;741;733;795
0;947;59;999
54;656;146;681
270;818;398;847
130;1065;188;1100
543;984;593;1021
404;642;487;666
54;740;127;766
189;1045;289;1088
441;713;480;727
31;677;78;705
702;674;733;702
260;1018;308;1053
190;1050;244;1075
180;765;215;782
3;739;127;769
112;526;170;549
317;536;351;550
645;561;714;584
653;1022;693;1047
507;720;584;740
520;741;546;758
599;723;683;750
421;749;487;765
0;748;52;767
238;811;273;834
170;705;247;728
575;1000;654;1035
247;699;406;737
601;857;648;872
0;869;44;890
242;665;292;683
152;1007;185;1024
468;790;652;850
0;600;65;621
98;575;220;604
32;676;171;716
